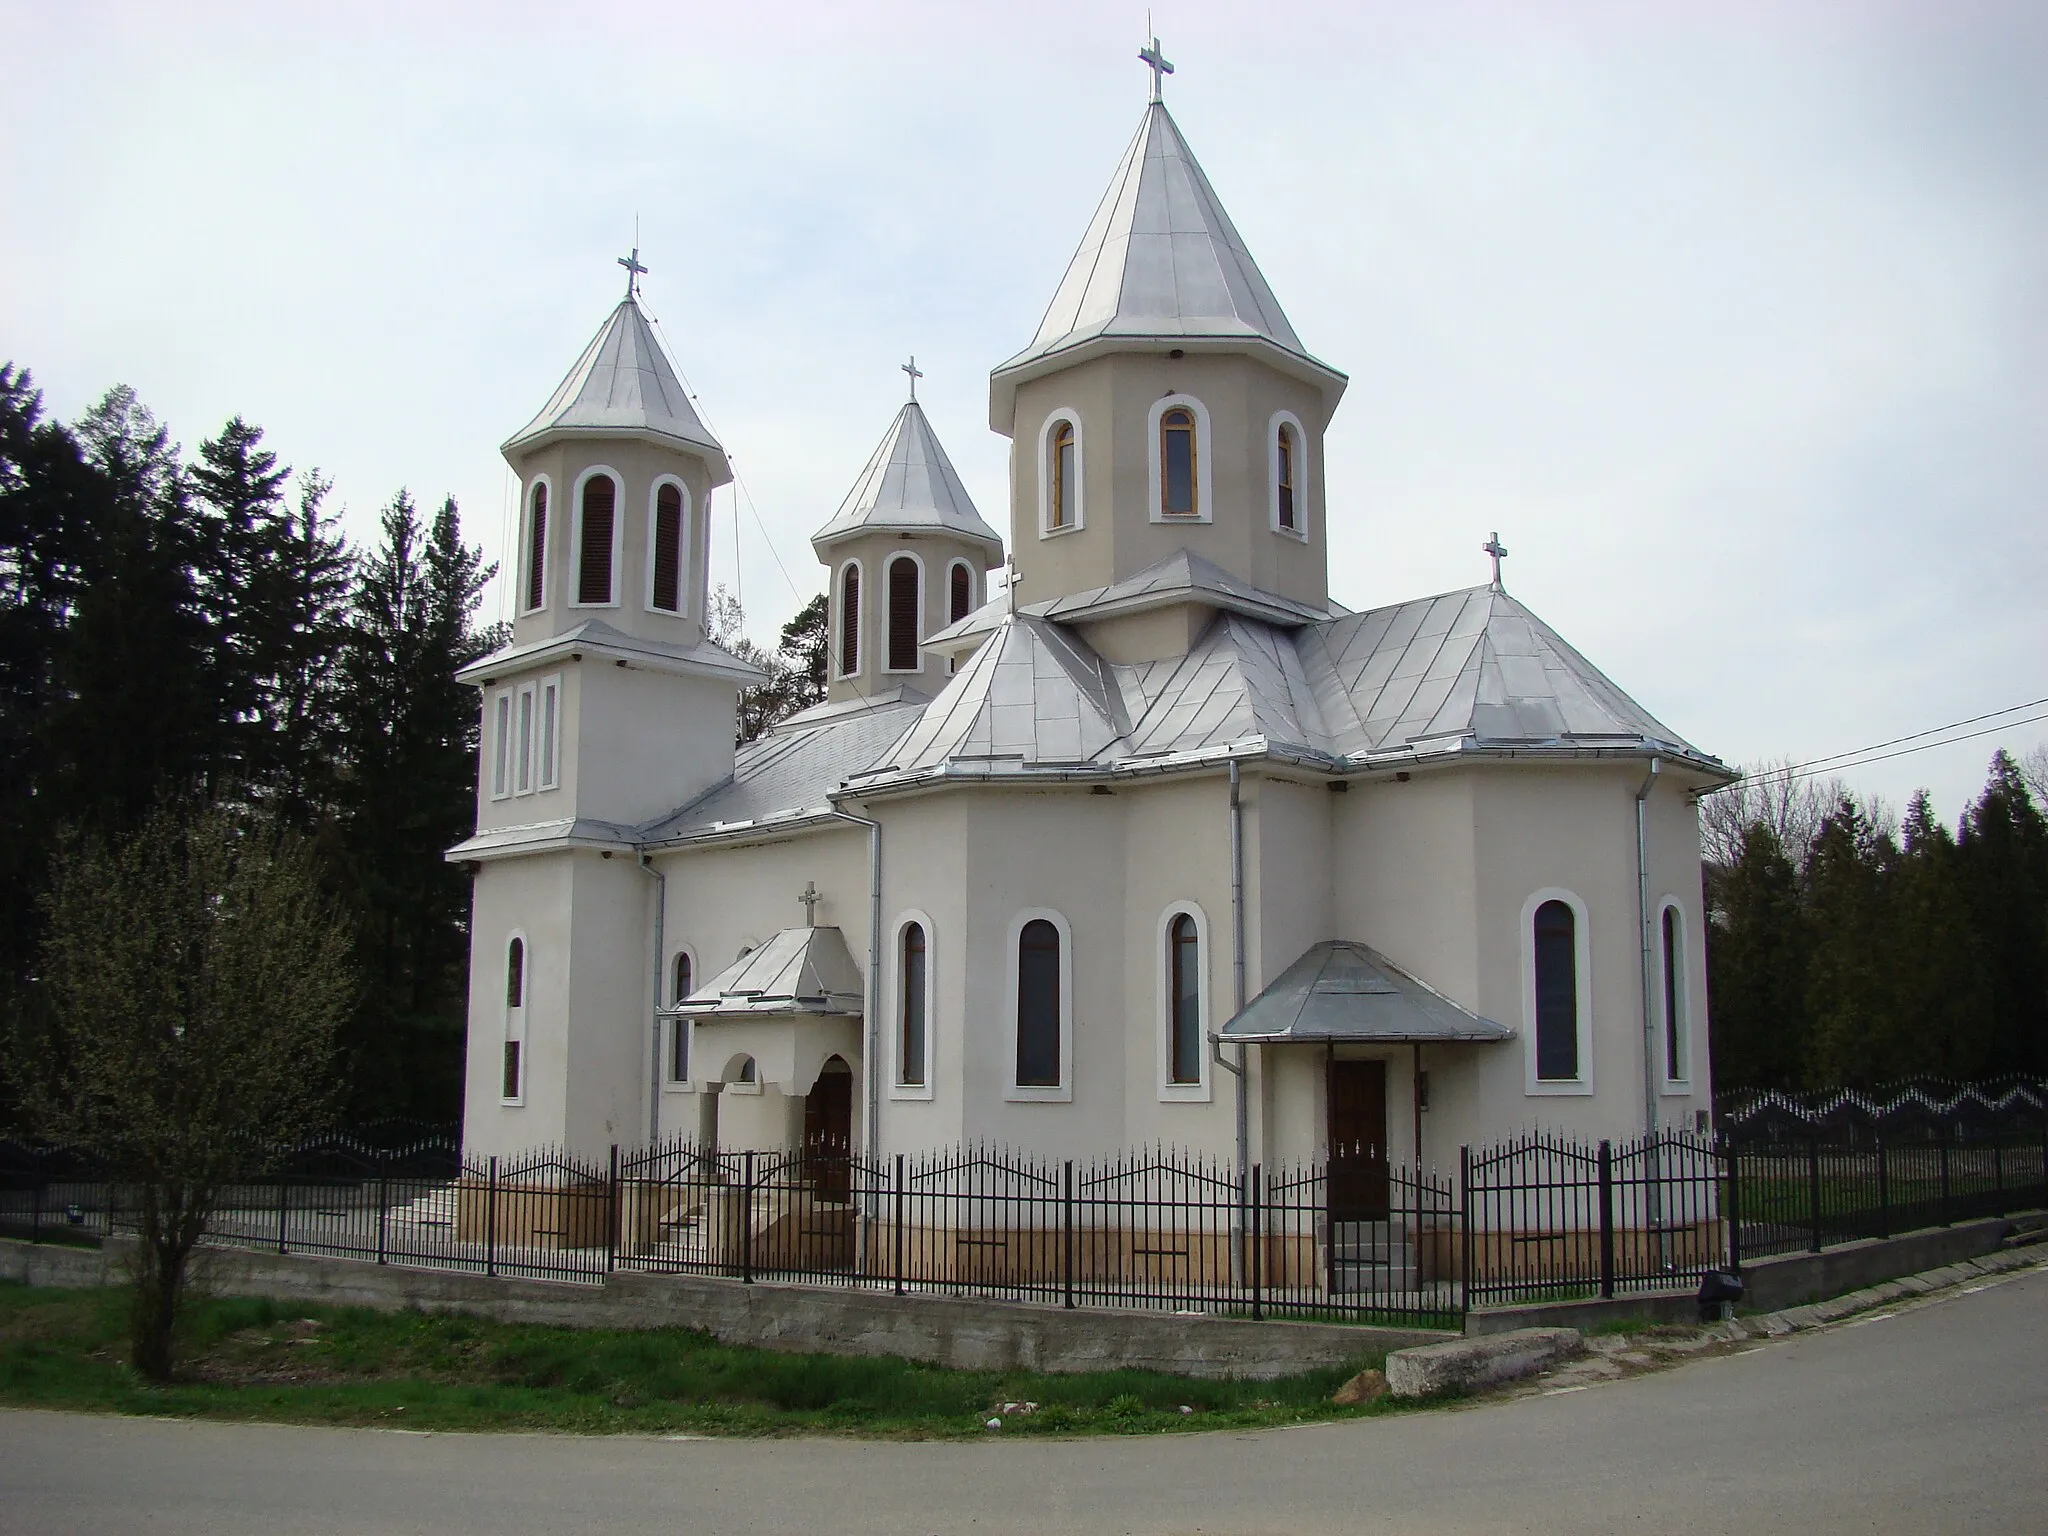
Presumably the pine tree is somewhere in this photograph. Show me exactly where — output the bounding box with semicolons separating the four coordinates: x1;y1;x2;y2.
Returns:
1802;797;1900;1087
1890;791;1992;1079
1706;823;1809;1090
188;415;289;789
1956;752;2048;1078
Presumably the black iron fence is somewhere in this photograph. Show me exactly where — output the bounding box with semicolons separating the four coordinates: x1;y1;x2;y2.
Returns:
3;1079;2041;1328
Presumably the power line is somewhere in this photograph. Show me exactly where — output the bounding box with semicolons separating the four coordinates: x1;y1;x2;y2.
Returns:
1721;698;2048;794
1753;696;2048;781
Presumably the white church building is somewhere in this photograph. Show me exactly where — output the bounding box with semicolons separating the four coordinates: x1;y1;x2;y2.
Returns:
451;71;1733;1207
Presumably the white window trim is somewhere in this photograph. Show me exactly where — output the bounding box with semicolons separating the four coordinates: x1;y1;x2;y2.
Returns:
568;465;624;611
664;944;698;1093
889;909;937;1100
1267;410;1311;541
1005;907;1074;1102
536;673;562;792
1156;902;1213;1103
882;550;927;675
723;1054;763;1096
490;690;512;800
1657;897;1692;1093
1522;887;1594;1096
946;558;977;625
513;683;537;795
519;474;554;616
833;557;864;680
501;930;528;1106
1036;408;1085;538
644;474;692;616
1147;393;1213;524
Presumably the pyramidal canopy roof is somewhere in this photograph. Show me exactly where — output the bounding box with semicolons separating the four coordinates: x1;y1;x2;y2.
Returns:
811;400;1003;558
991;103;1344;423
504;297;731;483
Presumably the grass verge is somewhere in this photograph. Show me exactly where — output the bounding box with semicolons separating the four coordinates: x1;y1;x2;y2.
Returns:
0;1282;1407;1439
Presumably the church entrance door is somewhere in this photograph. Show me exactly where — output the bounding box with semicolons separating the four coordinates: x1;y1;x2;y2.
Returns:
1327;1058;1390;1220
802;1061;854;1205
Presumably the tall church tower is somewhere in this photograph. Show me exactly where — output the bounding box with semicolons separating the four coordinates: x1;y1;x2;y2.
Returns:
454;261;765;1158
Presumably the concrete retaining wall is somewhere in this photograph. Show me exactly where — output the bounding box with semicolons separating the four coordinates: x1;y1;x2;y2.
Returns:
0;1236;1439;1380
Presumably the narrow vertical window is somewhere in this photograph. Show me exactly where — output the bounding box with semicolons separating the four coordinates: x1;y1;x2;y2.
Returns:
838;563;861;676
1276;425;1297;532
949;562;972;623
577;473;616;605
525;483;548;610
670;953;692;1083
887;555;920;672
1050;419;1076;529
515;686;535;794
506;937;525;1009
502;936;525;1102
1533;900;1579;1081
492;693;511;797
502;1040;522;1101
1662;907;1684;1081
1016;918;1062;1088
651;483;683;613
1169;913;1201;1085
538;679;559;790
1161;407;1197;516
899;922;927;1087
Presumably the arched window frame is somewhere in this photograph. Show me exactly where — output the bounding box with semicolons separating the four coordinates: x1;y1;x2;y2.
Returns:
644;474;692;616
665;946;697;1091
834;558;864;679
1657;898;1691;1091
1521;888;1594;1095
501;931;528;1105
1147;394;1213;524
890;910;937;1100
519;475;553;615
1036;409;1085;536
947;559;976;625
1156;903;1212;1102
1005;907;1074;1102
723;1053;762;1095
883;550;926;675
1268;411;1310;540
569;465;624;609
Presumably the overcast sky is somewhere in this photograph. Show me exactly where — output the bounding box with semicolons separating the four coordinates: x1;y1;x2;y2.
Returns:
5;0;2043;823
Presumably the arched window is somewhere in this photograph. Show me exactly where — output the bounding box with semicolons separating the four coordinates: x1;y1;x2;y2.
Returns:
506;937;525;1008
899;921;928;1087
1275;424;1298;533
1168;912;1201;1085
837;562;861;677
1662;906;1685;1082
1160;407;1198;516
576;472;617;605
1050;419;1076;530
1016;918;1062;1088
650;482;684;613
1533;900;1579;1082
949;561;973;624
886;554;921;672
502;937;526;1102
669;952;692;1083
524;482;548;611
736;1056;757;1084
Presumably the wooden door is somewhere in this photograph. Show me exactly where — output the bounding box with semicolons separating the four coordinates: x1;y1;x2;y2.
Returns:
1327;1059;1390;1219
803;1065;853;1203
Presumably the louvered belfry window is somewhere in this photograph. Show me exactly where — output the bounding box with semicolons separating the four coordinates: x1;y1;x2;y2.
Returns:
525;483;548;610
887;556;920;672
950;562;972;623
651;483;683;613
577;474;616;605
838;563;861;676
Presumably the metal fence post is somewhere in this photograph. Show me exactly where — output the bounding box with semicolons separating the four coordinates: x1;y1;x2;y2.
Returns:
1939;1126;1952;1225
1459;1145;1474;1318
1992;1117;2006;1213
892;1153;906;1296
741;1149;755;1284
29;1171;40;1245
1062;1159;1075;1310
277;1168;291;1255
1723;1135;1743;1275
376;1153;389;1265
1250;1163;1264;1322
2040;1111;2048;1207
1597;1140;1615;1299
1807;1135;1823;1254
485;1155;499;1278
1874;1131;1890;1240
606;1144;620;1275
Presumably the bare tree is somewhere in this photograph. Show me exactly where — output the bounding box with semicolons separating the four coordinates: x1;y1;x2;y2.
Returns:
2021;743;2048;808
1698;758;1851;871
15;804;353;1380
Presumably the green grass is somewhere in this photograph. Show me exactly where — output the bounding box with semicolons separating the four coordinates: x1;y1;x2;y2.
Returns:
0;1282;1410;1438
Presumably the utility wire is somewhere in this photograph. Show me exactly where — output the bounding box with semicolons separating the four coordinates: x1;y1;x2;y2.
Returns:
1748;696;2048;781
1717;698;2048;794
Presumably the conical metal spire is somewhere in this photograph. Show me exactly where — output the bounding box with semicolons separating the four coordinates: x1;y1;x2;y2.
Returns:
810;399;1003;557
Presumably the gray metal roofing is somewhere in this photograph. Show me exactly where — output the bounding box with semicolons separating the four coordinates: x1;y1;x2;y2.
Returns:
1034;549;1328;625
503;298;726;466
671;925;864;1017
1218;941;1513;1043
809;400;1003;555
996;103;1316;376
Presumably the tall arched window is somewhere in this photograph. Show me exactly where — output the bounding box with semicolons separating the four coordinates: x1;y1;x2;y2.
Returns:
502;937;526;1102
669;952;692;1083
1016;918;1062;1088
1533;900;1579;1081
899;922;927;1087
577;473;617;605
650;482;684;613
506;937;525;1008
837;562;861;677
524;482;548;611
1168;913;1201;1085
1275;424;1298;532
1662;906;1685;1082
887;554;921;672
949;561;973;623
1160;407;1198;516
1050;419;1076;530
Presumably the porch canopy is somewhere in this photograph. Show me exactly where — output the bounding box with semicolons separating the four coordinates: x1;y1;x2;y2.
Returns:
1218;941;1513;1044
669;925;864;1094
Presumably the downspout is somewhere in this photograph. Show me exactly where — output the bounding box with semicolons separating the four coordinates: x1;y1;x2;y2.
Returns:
825;807;883;1160
1634;758;1663;1145
637;851;666;1147
1229;760;1248;1176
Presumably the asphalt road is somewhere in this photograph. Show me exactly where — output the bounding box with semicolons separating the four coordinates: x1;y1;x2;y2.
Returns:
2;1264;2043;1536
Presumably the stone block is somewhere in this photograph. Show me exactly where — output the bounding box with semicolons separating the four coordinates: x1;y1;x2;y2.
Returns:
1385;1326;1583;1399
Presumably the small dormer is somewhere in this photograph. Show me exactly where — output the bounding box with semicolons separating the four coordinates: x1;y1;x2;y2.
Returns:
810;388;1005;705
502;279;731;652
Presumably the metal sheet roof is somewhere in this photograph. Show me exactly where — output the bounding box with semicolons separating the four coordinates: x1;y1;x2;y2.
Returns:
810;401;1003;557
1219;941;1512;1043
1034;550;1329;627
671;926;864;1017
503;298;730;480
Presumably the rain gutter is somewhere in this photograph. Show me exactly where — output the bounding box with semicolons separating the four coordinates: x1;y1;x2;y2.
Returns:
824;807;883;1161
636;851;666;1146
1634;758;1663;1147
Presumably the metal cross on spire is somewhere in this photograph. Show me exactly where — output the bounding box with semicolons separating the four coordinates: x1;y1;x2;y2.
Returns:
901;355;923;401
618;246;648;299
1482;531;1509;593
1139;30;1174;103
1004;553;1022;616
799;881;821;926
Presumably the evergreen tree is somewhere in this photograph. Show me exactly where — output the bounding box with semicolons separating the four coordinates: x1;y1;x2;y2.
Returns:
1890;791;1992;1079
188;414;289;788
1802;798;1900;1087
1956;752;2048;1077
1706;823;1809;1090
